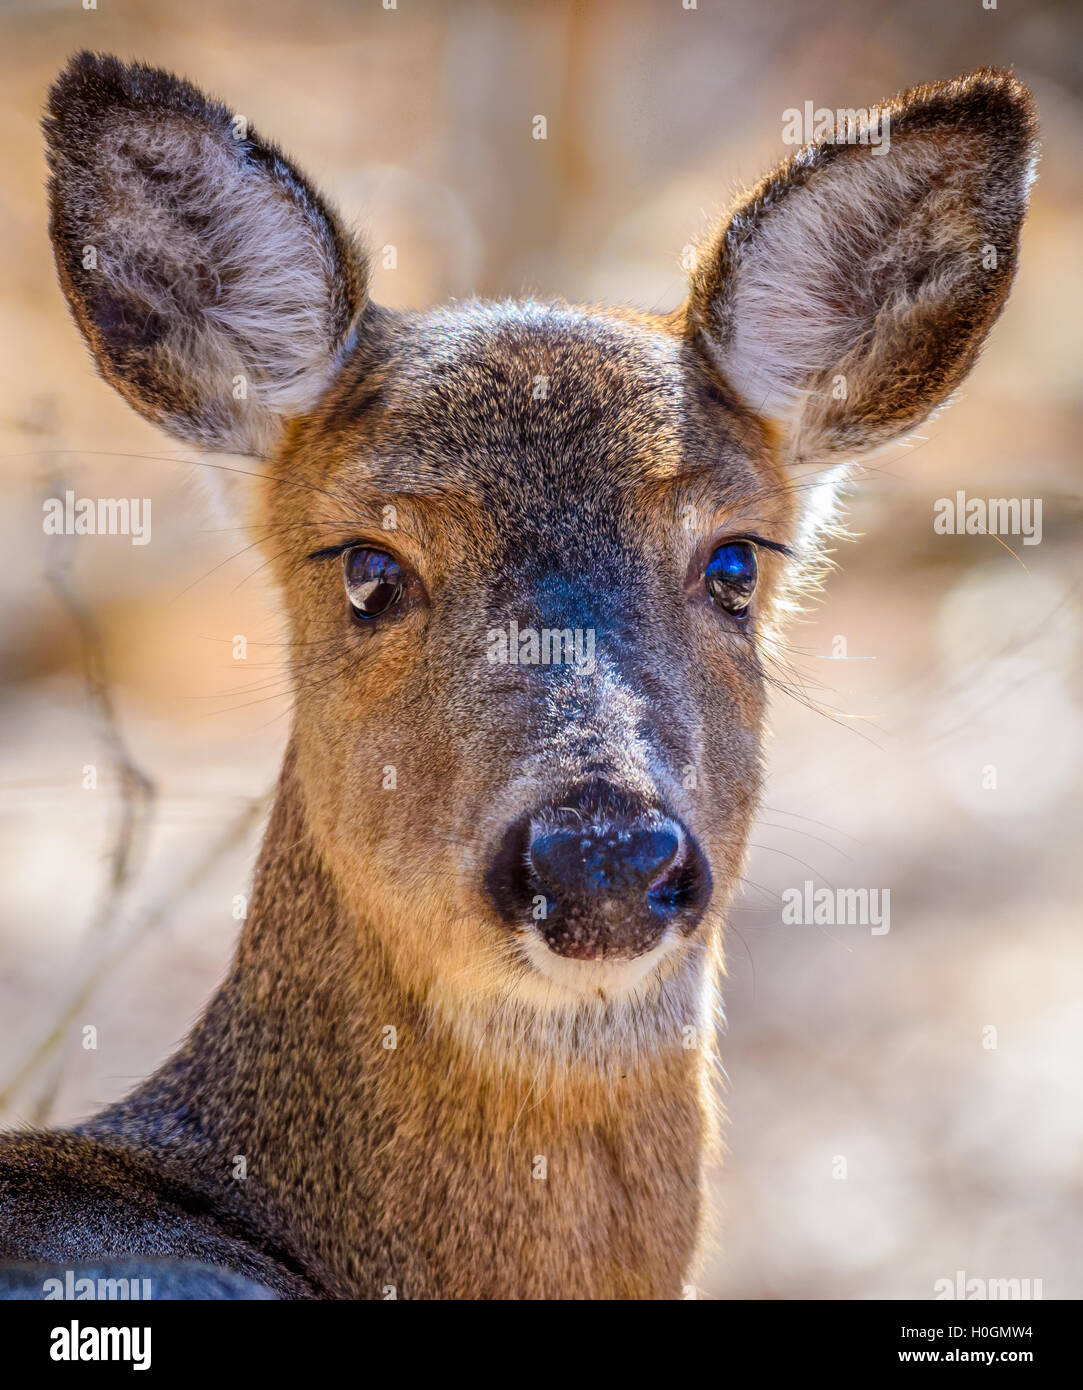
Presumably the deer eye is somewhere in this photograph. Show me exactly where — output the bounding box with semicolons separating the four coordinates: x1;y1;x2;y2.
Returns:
704;541;757;617
343;546;406;619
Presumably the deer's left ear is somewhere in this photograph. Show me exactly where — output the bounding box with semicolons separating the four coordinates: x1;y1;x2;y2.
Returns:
685;68;1038;462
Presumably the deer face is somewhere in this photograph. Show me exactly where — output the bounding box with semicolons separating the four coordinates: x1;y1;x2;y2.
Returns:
271;302;794;1010
44;55;1036;1025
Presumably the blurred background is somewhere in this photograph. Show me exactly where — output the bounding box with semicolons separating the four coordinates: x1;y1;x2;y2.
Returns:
1;0;1080;1299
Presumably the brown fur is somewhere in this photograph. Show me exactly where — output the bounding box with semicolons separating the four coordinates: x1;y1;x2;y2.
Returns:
0;55;1037;1298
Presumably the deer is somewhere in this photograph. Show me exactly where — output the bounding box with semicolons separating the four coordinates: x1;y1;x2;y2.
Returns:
0;53;1036;1300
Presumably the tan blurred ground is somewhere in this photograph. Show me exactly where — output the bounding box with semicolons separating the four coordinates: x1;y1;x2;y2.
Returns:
0;0;1080;1298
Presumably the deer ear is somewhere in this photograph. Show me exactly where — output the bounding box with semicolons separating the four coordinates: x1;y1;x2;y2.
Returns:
44;52;367;459
686;68;1038;463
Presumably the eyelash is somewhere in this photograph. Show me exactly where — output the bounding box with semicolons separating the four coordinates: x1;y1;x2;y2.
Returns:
718;534;792;558
307;540;371;562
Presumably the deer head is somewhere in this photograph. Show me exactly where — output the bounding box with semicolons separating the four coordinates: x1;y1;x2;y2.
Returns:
44;54;1036;1054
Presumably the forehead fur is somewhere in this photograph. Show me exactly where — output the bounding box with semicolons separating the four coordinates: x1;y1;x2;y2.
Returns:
300;299;773;530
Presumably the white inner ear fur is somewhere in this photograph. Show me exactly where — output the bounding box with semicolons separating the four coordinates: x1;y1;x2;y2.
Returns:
715;135;985;426
92;114;357;456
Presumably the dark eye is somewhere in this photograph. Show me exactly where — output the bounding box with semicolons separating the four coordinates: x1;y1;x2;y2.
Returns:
343;546;406;619
704;541;757;617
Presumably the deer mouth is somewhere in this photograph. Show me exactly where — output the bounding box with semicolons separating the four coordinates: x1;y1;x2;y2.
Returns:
512;924;685;1001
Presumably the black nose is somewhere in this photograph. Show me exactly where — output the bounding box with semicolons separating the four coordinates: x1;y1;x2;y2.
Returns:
486;782;711;961
530;822;681;902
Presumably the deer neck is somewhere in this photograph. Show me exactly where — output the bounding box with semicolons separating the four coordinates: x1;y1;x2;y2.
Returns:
104;741;712;1299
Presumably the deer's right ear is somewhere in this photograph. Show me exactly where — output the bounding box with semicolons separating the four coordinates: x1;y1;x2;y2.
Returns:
685;68;1038;465
44;52;367;459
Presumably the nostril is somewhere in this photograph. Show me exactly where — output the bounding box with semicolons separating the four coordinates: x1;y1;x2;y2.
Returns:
646;839;705;916
484;811;538;923
625;827;682;893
